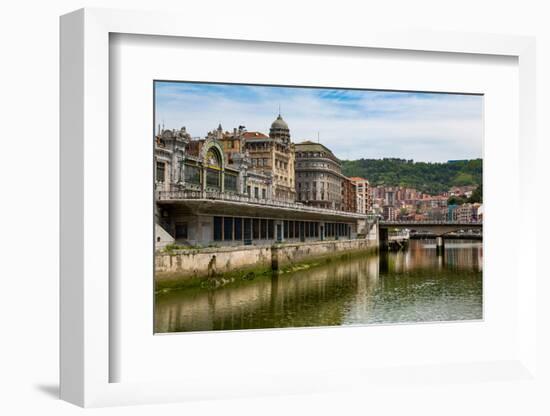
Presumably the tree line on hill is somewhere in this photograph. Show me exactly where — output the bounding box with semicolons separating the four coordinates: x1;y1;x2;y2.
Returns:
341;158;482;197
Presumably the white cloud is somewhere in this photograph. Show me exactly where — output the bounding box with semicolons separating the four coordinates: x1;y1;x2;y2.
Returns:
155;83;483;163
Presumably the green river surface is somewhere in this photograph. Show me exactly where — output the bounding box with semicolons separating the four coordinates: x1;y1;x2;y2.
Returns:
155;240;483;333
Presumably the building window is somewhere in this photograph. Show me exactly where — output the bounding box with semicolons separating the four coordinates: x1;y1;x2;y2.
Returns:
284;221;289;239
289;221;294;239
254;187;259;199
206;148;221;168
260;219;267;239
247;185;251;196
184;164;201;185
156;161;165;183
175;222;188;239
268;220;274;239
224;173;237;192
206;168;220;189
223;217;233;241
234;217;243;241
244;218;252;240
213;217;222;241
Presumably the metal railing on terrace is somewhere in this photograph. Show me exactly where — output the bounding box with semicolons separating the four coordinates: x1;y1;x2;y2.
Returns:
156;189;373;219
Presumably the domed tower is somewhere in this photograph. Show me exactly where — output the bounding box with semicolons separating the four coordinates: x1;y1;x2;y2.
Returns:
269;114;290;144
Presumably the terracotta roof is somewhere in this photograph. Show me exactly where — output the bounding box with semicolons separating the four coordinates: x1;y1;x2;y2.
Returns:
348;176;369;183
243;131;268;139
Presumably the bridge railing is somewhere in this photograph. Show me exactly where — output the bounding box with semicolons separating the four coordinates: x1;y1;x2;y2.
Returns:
380;220;482;225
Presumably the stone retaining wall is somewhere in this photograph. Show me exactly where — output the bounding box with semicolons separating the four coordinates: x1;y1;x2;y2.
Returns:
155;238;377;285
156;245;273;280
271;239;373;269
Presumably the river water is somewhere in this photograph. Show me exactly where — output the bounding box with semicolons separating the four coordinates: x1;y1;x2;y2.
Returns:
155;240;483;333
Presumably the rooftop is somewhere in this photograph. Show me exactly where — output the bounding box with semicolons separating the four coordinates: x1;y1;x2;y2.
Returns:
242;131;269;140
348;177;369;184
295;141;338;160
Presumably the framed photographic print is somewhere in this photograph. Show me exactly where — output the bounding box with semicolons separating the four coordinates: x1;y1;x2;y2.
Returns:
152;80;483;334
60;8;538;408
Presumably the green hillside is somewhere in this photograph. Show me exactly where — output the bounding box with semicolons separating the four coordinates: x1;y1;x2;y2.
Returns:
341;158;482;195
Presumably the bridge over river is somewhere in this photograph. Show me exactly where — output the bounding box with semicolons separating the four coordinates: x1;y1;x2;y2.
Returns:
378;220;482;253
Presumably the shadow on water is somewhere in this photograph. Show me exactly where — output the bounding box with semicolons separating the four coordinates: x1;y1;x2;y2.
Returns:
155;240;483;333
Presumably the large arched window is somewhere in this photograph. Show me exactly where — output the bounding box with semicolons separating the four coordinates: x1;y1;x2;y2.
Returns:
206;148;221;168
205;147;222;189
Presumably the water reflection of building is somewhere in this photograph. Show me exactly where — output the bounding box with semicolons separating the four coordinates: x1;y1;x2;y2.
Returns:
401;240;483;272
155;241;483;333
155;255;380;332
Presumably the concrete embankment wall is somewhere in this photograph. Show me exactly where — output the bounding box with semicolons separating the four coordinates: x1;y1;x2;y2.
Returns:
156;238;377;286
271;239;374;270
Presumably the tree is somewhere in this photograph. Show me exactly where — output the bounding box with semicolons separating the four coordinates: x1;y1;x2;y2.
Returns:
341;158;482;195
448;196;466;206
468;185;483;203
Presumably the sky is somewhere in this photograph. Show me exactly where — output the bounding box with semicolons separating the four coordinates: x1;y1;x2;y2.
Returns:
154;81;483;163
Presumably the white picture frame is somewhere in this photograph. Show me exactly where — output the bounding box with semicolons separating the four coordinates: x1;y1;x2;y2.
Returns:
60;8;538;407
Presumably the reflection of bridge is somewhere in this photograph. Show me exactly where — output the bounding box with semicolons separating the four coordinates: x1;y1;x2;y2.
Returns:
378;220;482;253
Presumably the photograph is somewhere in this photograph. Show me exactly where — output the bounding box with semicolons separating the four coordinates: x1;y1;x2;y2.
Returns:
2;0;545;412
153;81;483;333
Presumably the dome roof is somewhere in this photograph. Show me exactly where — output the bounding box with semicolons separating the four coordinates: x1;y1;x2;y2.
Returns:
161;129;174;138
271;114;289;130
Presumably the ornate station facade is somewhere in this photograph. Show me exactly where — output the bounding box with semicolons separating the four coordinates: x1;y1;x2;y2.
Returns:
154;115;370;249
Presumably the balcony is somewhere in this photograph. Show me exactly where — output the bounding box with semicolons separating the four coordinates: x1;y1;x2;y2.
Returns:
156;189;370;220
